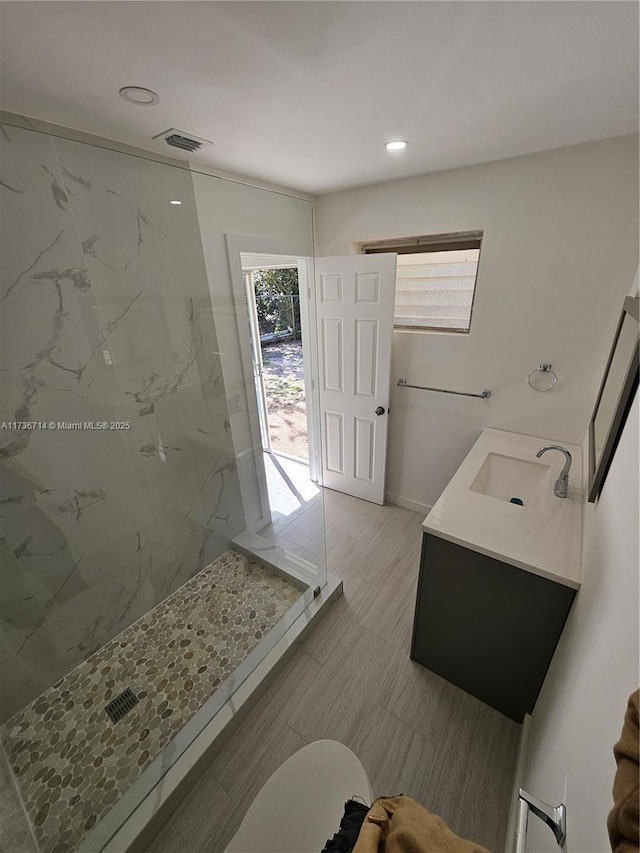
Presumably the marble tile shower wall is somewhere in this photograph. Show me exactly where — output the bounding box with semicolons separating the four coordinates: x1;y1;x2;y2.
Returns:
0;124;246;722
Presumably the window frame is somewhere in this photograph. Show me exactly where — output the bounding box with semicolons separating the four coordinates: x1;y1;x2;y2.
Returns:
361;230;483;333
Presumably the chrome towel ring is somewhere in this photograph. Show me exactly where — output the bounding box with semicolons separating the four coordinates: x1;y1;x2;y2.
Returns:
527;363;557;392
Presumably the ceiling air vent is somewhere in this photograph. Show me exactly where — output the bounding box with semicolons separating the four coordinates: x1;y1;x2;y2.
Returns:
152;128;213;153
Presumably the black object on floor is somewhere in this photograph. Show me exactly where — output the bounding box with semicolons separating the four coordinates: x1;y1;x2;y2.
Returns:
321;799;370;852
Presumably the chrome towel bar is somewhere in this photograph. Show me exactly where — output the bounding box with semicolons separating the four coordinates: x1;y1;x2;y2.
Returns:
397;378;491;399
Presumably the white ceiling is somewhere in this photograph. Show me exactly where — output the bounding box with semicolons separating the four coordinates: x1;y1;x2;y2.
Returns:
0;1;637;194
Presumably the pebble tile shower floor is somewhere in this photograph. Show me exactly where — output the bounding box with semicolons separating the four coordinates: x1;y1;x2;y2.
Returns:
1;551;303;853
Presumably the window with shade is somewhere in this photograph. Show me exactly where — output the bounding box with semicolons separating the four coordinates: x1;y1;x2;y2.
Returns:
362;231;483;332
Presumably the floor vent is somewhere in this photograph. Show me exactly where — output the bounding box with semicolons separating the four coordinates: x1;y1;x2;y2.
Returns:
105;688;139;723
152;128;213;153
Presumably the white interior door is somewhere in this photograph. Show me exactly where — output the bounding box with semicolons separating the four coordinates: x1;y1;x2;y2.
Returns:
315;254;397;504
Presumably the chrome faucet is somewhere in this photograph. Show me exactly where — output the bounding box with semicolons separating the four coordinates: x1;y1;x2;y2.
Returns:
536;445;572;498
516;789;567;850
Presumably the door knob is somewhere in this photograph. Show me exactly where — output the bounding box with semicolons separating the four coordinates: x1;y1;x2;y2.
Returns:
375;406;386;416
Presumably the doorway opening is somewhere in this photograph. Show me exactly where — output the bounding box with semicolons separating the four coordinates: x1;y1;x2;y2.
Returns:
240;253;320;525
245;264;308;462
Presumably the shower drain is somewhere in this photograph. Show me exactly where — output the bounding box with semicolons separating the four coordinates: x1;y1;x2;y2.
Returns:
104;687;139;723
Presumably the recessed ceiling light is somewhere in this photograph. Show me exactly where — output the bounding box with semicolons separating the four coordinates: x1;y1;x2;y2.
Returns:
119;86;160;106
170;200;182;205
384;140;409;151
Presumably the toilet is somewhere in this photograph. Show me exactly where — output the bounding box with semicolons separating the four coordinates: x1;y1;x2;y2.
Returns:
226;740;373;853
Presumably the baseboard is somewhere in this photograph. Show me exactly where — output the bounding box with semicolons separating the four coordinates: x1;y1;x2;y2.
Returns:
504;712;532;853
385;491;431;516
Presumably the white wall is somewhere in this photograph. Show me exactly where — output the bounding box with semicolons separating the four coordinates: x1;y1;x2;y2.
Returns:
520;385;639;852
315;136;639;511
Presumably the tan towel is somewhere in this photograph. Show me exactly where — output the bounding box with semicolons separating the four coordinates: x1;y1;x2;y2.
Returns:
608;689;640;853
352;795;492;853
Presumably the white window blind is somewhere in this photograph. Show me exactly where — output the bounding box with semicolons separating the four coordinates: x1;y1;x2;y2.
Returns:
362;232;482;332
394;248;480;331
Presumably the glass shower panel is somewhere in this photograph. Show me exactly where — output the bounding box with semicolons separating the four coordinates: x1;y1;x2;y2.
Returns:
0;126;239;717
0;122;326;853
189;170;327;594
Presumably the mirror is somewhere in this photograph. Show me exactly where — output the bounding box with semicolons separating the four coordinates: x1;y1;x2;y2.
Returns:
588;295;639;502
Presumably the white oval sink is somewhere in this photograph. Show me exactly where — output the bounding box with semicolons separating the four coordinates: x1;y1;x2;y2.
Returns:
469;452;550;506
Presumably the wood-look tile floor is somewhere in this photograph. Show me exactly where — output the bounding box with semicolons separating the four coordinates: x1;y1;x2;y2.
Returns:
146;490;521;853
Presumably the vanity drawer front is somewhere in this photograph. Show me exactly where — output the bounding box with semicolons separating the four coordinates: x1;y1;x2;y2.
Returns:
410;533;575;722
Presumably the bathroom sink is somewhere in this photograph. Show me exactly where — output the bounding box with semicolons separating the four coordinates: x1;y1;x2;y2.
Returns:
423;428;583;588
469;452;550;506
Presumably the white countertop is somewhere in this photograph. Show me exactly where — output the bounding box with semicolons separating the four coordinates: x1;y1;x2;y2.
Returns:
423;428;583;589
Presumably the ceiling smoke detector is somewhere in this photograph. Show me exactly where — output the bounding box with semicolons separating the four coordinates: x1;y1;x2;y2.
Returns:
152;128;213;153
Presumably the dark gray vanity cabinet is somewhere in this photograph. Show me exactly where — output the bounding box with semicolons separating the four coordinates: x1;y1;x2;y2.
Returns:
410;533;576;723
